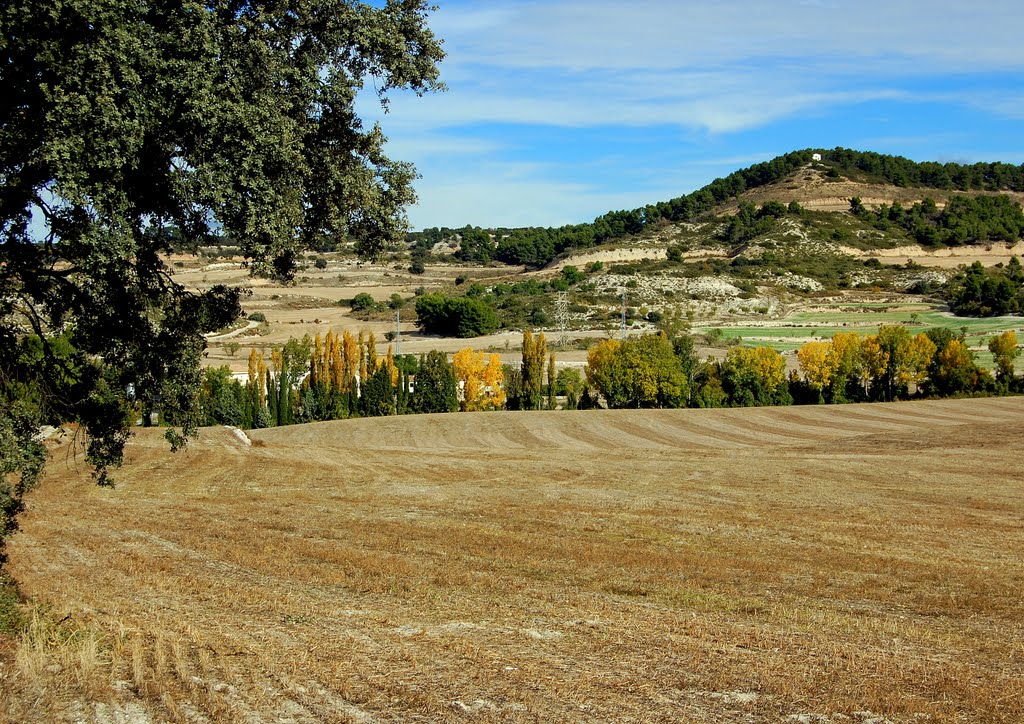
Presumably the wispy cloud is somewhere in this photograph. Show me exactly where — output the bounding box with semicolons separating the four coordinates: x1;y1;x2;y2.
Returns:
363;0;1024;228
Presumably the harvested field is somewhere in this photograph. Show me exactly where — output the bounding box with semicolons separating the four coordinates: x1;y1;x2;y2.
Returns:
3;398;1024;722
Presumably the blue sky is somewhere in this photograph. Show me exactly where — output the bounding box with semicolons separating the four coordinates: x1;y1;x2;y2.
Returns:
359;0;1024;231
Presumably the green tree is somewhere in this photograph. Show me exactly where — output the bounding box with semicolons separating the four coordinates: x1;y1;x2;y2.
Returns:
360;365;396;417
200;366;246;427
1;0;443;516
586;335;687;408
411;351;458;414
414;294;500;338
555;368;584;410
520;330;547;410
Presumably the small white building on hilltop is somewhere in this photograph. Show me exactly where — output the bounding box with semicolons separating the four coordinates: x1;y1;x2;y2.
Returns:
812;153;822;162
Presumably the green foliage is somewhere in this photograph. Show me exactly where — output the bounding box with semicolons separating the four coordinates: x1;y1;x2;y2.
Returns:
560;266;585;285
414;294;500;338
411;351;458;414
945;259;1024;316
0;0;442;491
519;331;548;410
857;195;1024;246
360;366;395;417
555;368;584;410
314;257;328;270
200;367;246;427
350;293;376;312
455;227;494;264
587;336;688;408
0;401;46;566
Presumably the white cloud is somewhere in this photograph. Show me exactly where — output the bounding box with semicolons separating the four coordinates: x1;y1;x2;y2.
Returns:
434;0;1024;73
364;0;1021;137
366;0;1024;229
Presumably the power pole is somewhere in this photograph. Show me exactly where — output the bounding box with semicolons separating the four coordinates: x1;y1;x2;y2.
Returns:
395;307;401;356
555;291;569;347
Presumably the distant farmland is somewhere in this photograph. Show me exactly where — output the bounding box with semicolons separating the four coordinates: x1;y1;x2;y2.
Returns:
4;398;1024;722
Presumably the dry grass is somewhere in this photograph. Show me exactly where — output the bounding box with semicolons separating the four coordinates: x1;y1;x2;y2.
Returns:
3;398;1024;722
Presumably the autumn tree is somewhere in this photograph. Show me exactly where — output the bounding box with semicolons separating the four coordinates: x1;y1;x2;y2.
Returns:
585;335;687;408
585;339;622;406
988;330;1020;389
873;325;936;401
453;349;505;411
828;332;865;403
797;341;838;403
930;339;984;396
720;346;790;407
858;335;889;400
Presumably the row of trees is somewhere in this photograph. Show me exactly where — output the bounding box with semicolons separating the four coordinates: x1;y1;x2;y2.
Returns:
199;329;564;428
199;324;1021;430
584;327;1021;410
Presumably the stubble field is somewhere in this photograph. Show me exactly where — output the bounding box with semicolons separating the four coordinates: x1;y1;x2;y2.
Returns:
3;398;1024;722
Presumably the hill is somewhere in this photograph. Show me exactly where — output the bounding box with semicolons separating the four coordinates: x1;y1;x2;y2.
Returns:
4;398;1024;722
409;148;1024;269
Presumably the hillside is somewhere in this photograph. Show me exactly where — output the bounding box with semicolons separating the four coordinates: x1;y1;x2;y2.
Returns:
4;398;1024;722
410;148;1024;269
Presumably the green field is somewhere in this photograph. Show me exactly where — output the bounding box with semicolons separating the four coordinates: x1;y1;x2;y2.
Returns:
699;305;1024;371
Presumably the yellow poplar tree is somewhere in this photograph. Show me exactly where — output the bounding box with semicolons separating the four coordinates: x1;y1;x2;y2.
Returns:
905;333;937;389
453;347;484;411
797;340;837;394
547;352;556;409
311;332;324;388
988;330;1019;382
358;330;367;389
585;338;622;404
366;331;378;373
483;353;506;410
384;344;399;387
859;335;888;396
342;330;359;393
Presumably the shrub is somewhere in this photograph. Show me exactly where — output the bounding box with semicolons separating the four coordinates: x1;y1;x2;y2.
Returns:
313;256;328;269
350;292;375;312
561;266;585;285
415;293;500;337
247;311;267;322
